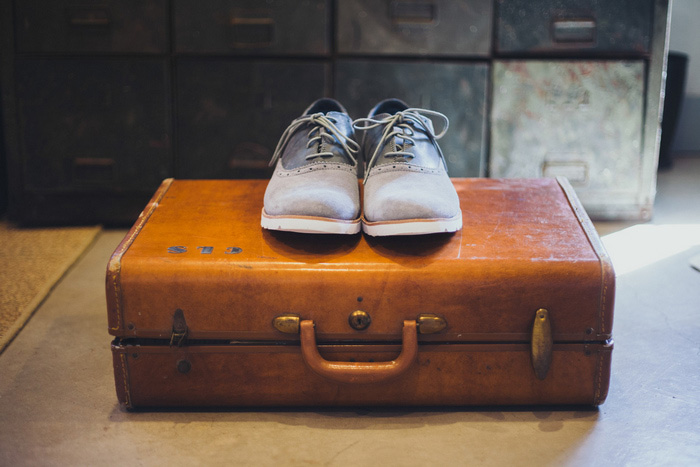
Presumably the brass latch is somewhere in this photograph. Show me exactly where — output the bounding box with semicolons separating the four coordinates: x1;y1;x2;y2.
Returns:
531;308;553;380
273;313;301;334
170;308;188;347
416;313;447;334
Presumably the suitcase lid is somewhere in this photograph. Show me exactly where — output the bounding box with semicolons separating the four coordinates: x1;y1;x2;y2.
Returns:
107;178;614;344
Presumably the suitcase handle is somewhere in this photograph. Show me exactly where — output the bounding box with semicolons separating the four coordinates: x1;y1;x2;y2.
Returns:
300;319;418;384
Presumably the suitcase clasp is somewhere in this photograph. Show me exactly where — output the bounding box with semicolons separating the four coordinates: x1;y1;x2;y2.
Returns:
170;308;189;347
416;314;447;334
273;313;301;334
531;308;553;380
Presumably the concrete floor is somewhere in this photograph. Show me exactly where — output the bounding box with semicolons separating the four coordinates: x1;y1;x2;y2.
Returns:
1;158;699;466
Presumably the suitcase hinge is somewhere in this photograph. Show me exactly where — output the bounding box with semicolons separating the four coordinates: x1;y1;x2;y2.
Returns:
170;308;189;347
531;308;553;380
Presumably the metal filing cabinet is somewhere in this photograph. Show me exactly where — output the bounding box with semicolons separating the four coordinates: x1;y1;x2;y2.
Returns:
16;59;171;192
173;0;331;180
495;0;653;55
490;0;666;220
336;0;492;57
173;0;329;55
335;60;488;177
14;0;168;54
8;0;170;224
335;0;492;177
491;61;645;193
0;1;670;224
177;60;329;179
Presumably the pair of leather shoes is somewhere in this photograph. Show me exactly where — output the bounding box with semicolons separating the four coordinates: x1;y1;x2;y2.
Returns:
261;98;462;236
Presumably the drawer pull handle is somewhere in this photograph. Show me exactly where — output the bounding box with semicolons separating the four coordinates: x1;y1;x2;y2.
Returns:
229;16;275;49
72;157;116;182
390;1;436;25
552;19;596;44
67;8;111;27
300;320;418;384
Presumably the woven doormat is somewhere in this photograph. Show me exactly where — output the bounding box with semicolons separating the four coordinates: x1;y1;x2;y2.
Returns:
0;220;101;353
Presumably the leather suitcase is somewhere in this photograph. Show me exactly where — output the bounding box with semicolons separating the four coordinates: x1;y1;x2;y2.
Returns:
107;178;614;408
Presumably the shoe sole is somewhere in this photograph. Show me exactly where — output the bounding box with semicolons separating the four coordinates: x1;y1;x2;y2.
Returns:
362;213;462;237
261;209;361;235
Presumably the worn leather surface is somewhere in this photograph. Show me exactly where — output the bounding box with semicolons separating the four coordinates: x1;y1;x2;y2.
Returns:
107;178;614;343
112;339;613;408
279;110;355;169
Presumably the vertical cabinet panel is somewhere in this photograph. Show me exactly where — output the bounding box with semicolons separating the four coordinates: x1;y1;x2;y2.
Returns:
16;59;172;192
335;60;488;177
4;0;667;224
490;61;645;215
176;59;329;179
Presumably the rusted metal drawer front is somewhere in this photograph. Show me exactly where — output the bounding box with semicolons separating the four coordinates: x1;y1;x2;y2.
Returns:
496;0;653;55
15;0;167;54
174;0;329;55
336;0;492;57
335;60;487;177
490;61;644;213
176;59;329;179
16;59;172;192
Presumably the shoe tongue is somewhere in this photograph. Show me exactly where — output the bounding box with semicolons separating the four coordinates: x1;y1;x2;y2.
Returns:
306;110;347;120
322;112;354;156
372;111;441;170
280;112;353;170
280;133;349;170
325;111;351;132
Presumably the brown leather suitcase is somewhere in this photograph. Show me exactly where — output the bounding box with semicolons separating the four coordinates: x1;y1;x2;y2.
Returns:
107;178;614;408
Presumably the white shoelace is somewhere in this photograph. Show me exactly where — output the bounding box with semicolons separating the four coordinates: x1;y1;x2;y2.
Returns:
269;113;360;167
353;108;449;183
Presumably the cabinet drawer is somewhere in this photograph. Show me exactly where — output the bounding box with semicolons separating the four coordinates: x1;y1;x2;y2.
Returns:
337;0;492;57
490;61;644;210
15;0;167;54
176;59;329;179
496;0;653;55
335;60;488;177
16;59;172;192
174;0;329;55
